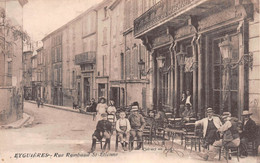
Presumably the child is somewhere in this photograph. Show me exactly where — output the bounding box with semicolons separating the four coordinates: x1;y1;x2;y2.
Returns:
89;113;112;153
116;111;131;151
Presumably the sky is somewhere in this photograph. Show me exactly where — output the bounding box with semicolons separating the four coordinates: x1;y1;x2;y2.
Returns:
3;0;103;41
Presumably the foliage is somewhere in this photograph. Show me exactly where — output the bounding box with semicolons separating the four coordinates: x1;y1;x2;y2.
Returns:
0;7;30;55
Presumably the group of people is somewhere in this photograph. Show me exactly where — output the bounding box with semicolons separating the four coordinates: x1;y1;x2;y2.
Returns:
89;103;146;153
195;108;257;161
180;90;194;119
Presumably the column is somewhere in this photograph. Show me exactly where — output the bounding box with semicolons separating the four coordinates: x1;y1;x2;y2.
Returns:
169;41;175;114
152;50;157;110
191;35;198;117
196;35;203;117
173;43;179;114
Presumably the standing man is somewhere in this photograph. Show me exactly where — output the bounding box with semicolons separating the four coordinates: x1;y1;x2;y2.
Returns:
195;108;222;149
128;106;146;150
89;113;112;153
240;110;257;157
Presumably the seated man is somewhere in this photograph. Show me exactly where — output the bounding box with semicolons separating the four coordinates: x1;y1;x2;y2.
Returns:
128;106;146;150
240;110;257;157
116;110;131;151
195;108;222;149
197;112;240;161
89;113;112;153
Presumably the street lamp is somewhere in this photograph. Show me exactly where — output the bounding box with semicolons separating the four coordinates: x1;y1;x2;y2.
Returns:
138;59;152;76
156;56;165;68
219;35;253;69
176;44;187;66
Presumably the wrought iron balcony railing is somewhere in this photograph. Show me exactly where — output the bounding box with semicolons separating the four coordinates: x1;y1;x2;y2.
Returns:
75;51;96;65
134;0;199;37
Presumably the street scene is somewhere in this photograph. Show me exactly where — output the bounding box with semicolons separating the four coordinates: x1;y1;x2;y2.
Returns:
1;0;260;163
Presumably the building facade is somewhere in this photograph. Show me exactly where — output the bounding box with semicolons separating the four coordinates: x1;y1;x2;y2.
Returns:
0;0;26;124
134;0;260;123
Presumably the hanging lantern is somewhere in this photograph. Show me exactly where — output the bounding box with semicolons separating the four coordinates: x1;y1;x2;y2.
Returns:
176;44;187;66
219;35;233;63
156;56;165;68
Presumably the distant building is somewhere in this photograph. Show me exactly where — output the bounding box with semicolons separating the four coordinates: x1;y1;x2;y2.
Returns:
22;43;33;100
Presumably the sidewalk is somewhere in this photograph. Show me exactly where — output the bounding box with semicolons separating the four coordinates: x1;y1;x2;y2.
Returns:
0;113;31;129
25;100;95;117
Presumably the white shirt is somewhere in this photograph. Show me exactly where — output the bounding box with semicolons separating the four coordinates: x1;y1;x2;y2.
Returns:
186;95;192;105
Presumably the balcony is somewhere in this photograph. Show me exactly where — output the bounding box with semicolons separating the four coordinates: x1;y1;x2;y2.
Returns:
134;0;233;38
75;51;96;65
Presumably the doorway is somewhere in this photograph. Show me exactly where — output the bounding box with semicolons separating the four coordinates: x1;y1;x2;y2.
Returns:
84;77;90;107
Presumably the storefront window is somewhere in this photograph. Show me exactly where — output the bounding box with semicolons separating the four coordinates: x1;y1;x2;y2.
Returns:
213;34;239;115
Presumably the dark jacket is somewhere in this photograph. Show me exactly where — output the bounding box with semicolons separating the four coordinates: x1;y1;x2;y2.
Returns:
128;113;146;130
88;102;97;112
96;119;112;133
241;118;257;141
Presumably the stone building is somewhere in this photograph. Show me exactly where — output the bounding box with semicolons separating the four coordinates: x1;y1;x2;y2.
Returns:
133;0;260;123
122;0;160;111
23;43;33;100
95;0;112;103
0;0;27;124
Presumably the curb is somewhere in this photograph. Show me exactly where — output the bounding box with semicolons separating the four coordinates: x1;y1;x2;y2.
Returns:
0;113;31;129
25;100;95;116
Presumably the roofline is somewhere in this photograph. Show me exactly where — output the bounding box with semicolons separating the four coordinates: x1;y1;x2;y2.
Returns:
109;0;121;10
42;1;106;42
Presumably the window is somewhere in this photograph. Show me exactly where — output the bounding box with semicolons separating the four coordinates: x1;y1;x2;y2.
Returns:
7;61;12;75
121;53;124;79
125;48;131;79
213;34;239;116
72;70;75;88
133;45;138;79
103;27;107;45
104;6;107;18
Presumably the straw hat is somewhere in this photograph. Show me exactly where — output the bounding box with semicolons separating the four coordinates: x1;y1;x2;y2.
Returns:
131;105;139;112
206;108;214;113
241;110;253;116
222;112;231;119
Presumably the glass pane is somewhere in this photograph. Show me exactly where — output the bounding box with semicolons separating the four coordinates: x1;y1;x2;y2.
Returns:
231;35;239;62
213;91;221;115
214;65;221;89
231;91;238;117
214;39;221;64
231;66;238;90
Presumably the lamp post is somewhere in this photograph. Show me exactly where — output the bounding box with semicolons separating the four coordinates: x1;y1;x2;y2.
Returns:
138;59;152;76
176;44;187;94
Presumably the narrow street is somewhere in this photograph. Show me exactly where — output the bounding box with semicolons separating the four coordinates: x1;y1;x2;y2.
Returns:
0;102;258;163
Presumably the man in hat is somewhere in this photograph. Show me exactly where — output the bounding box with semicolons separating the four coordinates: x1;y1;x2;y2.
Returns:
198;112;240;161
240;110;257;157
128;105;146;150
89;113;112;153
195;108;222;149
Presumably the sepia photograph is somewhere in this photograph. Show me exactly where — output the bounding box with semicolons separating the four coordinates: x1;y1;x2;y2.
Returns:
0;0;260;162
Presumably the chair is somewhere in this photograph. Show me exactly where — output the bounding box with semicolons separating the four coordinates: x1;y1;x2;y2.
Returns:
245;140;258;156
219;145;240;163
96;138;109;151
183;123;201;152
129;133;144;151
107;114;116;132
142;123;153;144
